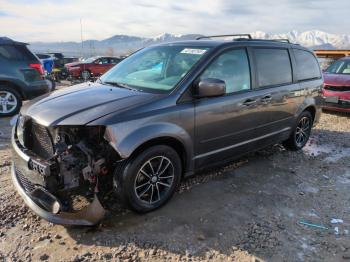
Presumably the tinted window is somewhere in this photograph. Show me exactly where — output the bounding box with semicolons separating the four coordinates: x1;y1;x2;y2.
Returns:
109;58;121;64
294;49;321;80
255;48;292;87
0;45;36;61
200;49;251;94
36;54;51;59
96;57;109;64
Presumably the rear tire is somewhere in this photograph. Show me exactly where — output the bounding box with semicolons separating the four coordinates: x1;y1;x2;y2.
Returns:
283;111;313;150
81;70;91;81
0;86;22;117
114;145;182;213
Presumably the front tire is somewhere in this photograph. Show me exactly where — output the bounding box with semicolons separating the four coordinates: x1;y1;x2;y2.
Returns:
115;145;182;213
0;86;22;117
81;70;91;81
283;111;313;150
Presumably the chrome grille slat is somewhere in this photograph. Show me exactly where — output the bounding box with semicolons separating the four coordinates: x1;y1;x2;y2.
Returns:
30;121;54;159
324;85;350;92
15;167;35;193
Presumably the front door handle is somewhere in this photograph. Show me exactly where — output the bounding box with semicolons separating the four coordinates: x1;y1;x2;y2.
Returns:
242;99;257;106
261;95;272;103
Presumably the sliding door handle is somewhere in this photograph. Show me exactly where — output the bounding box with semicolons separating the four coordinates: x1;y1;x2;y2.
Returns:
242;99;257;106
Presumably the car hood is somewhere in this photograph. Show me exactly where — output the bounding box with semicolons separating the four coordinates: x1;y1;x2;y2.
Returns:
65;62;83;67
323;73;350;86
20;82;159;126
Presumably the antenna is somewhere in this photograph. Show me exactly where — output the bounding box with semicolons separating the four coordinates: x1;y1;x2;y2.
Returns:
80;18;87;82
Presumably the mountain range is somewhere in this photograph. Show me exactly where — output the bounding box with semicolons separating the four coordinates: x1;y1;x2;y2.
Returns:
29;30;350;57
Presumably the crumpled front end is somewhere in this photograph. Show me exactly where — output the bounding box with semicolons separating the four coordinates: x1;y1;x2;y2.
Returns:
322;85;350;112
11;115;118;225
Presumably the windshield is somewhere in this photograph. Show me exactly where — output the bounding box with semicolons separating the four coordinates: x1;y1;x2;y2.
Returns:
325;59;350;74
83;57;98;63
100;45;210;93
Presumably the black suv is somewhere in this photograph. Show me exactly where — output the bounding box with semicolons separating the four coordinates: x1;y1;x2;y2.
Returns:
11;34;323;225
0;37;50;116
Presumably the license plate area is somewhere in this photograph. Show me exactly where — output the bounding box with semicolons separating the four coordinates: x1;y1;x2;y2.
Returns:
28;158;51;176
325;96;339;103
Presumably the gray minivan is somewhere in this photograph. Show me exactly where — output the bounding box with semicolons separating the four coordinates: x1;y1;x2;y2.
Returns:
11;34;323;225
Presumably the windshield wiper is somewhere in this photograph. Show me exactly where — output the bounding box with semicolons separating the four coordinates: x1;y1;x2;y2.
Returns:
103;81;138;91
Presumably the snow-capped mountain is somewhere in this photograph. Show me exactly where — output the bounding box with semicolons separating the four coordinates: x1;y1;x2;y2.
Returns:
251;30;350;49
29;30;350;57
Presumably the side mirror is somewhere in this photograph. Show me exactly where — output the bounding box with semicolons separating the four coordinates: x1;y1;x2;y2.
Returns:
194;78;226;98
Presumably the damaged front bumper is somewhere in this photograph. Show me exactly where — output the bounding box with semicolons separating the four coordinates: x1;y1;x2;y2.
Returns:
11;127;106;226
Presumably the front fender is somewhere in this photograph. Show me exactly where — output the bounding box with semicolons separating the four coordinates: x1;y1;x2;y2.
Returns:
105;121;193;165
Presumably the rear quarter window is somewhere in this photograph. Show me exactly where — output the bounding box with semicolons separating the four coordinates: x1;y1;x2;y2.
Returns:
254;48;292;88
0;45;37;61
293;49;321;81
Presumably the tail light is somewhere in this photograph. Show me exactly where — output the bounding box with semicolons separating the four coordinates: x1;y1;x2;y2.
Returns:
29;63;44;75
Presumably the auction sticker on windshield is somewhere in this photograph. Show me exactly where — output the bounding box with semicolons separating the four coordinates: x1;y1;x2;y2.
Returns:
180;48;207;55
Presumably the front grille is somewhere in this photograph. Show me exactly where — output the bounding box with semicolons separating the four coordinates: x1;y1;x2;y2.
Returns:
25;120;54;159
16;167;35;193
324;85;350;92
339;100;350;106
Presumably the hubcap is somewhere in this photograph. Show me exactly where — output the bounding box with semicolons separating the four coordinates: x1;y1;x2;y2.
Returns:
82;71;90;80
295;116;311;146
134;156;174;204
0;91;17;114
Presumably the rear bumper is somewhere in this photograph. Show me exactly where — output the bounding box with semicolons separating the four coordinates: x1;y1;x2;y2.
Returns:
24;80;51;99
11;127;105;226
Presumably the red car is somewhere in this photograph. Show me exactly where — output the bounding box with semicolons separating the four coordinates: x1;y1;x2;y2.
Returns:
322;57;350;112
65;56;122;79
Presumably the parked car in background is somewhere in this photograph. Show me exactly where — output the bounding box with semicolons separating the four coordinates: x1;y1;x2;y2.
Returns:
57;56;80;80
322;56;350;112
0;37;50;116
11;35;323;225
65;56;122;79
36;53;56;90
36;53;54;74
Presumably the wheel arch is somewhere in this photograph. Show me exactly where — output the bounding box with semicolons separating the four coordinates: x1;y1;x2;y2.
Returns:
105;123;194;174
129;136;188;175
302;105;316;121
0;80;25;99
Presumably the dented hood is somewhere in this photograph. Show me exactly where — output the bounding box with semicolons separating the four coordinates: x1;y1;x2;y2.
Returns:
20;82;157;126
323;73;350;86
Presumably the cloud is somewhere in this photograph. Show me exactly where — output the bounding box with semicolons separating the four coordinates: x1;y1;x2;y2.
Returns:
0;0;349;42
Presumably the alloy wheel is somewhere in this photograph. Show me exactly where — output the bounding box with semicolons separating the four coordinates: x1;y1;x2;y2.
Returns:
0;91;18;114
134;156;175;204
295;116;311;147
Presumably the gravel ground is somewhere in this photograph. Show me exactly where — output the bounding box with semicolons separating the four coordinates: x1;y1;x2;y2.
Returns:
0;96;350;261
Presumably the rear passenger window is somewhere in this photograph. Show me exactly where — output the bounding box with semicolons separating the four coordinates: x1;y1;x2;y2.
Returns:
293;49;321;81
254;48;292;87
200;49;251;94
0;45;36;60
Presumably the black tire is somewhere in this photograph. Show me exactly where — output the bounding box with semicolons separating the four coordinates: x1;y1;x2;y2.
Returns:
46;77;56;91
0;86;22;117
81;70;91;80
114;145;182;213
283;111;313;150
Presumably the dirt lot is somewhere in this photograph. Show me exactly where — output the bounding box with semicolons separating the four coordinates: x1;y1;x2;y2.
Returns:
0;99;350;261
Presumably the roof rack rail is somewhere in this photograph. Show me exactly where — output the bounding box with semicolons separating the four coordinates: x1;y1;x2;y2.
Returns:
270;39;290;43
196;34;252;40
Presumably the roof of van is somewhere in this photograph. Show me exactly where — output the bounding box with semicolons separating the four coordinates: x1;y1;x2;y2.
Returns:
156;39;304;49
0;37;28;45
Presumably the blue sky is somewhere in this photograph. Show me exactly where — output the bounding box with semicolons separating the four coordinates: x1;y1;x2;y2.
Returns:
0;0;349;42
